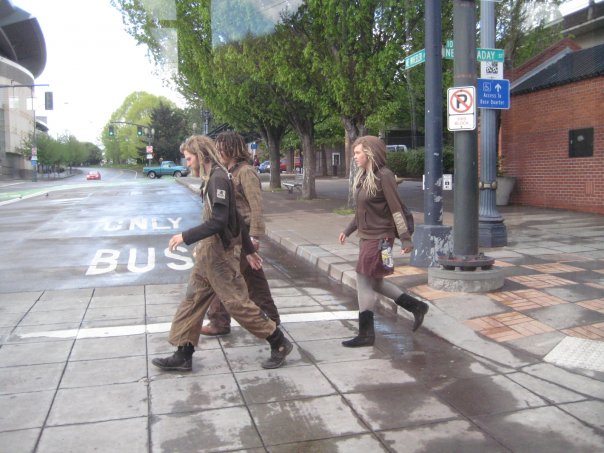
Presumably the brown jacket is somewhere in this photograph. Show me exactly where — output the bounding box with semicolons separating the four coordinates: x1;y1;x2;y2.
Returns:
230;161;265;237
343;166;411;243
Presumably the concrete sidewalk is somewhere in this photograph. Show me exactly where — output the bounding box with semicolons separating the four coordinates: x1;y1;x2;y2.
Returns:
259;177;604;372
1;175;604;452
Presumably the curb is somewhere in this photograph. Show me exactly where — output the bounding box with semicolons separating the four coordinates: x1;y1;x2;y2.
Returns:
264;223;533;370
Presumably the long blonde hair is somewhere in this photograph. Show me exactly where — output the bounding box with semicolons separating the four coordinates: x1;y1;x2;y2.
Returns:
352;137;383;198
182;135;228;186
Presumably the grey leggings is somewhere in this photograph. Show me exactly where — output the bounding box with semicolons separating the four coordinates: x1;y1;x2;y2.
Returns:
356;272;402;312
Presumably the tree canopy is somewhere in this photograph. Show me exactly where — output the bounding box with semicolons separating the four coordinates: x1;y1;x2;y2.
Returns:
110;0;567;198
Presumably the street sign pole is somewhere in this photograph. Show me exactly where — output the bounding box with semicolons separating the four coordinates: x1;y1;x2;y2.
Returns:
478;0;508;247
451;0;480;262
411;0;452;268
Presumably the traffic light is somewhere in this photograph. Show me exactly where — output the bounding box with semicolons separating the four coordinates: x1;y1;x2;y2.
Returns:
108;126;115;137
137;126;143;136
44;92;53;110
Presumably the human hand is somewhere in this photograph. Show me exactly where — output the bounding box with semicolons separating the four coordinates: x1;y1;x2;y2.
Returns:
246;252;263;270
251;237;260;252
338;232;347;245
169;233;184;252
401;245;413;255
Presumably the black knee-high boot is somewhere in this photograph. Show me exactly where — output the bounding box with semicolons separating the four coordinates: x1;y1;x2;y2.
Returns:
342;310;375;347
395;293;429;332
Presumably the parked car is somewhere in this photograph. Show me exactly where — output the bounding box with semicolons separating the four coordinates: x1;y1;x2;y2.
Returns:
143;161;189;179
258;160;270;173
386;144;408;153
86;170;101;180
258;159;289;173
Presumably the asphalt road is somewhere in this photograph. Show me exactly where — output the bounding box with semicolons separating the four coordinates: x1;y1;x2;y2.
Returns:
0;170;452;294
0;170;200;292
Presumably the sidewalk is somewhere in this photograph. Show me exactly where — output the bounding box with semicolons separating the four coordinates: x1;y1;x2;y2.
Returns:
1;174;603;452
255;177;604;373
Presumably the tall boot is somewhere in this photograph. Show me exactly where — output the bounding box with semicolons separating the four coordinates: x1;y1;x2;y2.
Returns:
342;310;375;347
151;343;194;371
395;293;429;332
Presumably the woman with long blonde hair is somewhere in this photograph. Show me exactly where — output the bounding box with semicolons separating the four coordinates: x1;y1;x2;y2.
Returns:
152;135;292;371
339;135;428;347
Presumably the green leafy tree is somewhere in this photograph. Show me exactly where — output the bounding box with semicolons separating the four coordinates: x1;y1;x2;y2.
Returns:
150;102;189;162
299;1;411;174
209;36;292;190
61;134;87;169
495;0;564;70
82;142;103;165
103;91;176;163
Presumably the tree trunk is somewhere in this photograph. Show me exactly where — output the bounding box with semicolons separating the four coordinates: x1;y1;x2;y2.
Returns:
259;123;286;190
287;111;316;199
299;128;316;199
342;116;366;208
320;144;327;176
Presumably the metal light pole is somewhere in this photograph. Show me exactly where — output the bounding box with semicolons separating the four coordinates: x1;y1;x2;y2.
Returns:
429;0;503;292
31;86;37;182
437;0;494;271
478;0;507;246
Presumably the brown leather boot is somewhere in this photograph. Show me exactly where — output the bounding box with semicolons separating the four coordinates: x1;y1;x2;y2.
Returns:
200;323;231;336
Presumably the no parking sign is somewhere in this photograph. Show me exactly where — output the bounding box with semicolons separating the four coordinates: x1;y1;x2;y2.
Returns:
447;86;476;131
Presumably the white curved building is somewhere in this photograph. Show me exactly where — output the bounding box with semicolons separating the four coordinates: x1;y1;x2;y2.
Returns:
0;0;46;179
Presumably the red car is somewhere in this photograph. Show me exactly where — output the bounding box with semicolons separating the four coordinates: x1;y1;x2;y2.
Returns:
86;170;101;180
280;158;302;172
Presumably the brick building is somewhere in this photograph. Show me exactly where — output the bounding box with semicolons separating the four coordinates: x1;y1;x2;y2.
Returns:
500;5;604;214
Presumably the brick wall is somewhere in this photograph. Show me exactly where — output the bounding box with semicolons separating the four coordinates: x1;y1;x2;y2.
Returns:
500;76;604;214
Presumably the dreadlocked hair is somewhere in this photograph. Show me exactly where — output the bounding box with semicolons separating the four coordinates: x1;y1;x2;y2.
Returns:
182;135;228;186
352;140;380;198
215;131;250;163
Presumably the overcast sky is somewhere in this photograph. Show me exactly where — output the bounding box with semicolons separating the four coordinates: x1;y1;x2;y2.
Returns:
19;0;183;146
18;0;594;146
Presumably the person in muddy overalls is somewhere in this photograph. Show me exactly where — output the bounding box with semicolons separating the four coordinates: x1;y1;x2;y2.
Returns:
200;131;281;336
151;135;292;371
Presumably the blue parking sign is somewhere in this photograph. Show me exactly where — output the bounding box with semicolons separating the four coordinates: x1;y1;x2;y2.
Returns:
477;78;510;109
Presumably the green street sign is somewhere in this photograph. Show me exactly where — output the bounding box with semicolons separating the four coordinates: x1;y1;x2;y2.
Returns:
442;46;504;62
406;46;504;69
443;47;454;59
477;48;505;62
404;49;426;69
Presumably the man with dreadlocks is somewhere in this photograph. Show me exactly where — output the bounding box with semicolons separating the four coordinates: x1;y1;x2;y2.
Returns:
199;131;281;336
338;135;429;347
152;134;292;371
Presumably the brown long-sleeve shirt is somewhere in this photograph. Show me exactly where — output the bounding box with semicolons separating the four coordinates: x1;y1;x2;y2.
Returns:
230;161;266;237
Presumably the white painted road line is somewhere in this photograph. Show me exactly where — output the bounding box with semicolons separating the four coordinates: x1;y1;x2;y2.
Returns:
18;311;359;340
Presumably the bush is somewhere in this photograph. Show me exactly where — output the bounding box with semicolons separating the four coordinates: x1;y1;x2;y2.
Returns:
443;145;455;174
386;146;455;178
386;152;407;177
406;149;425;177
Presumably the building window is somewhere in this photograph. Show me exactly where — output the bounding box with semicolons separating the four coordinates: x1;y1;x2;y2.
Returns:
332;152;340;166
569;128;593;158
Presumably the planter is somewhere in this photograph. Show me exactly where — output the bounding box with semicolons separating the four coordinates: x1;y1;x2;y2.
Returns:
496;176;517;206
